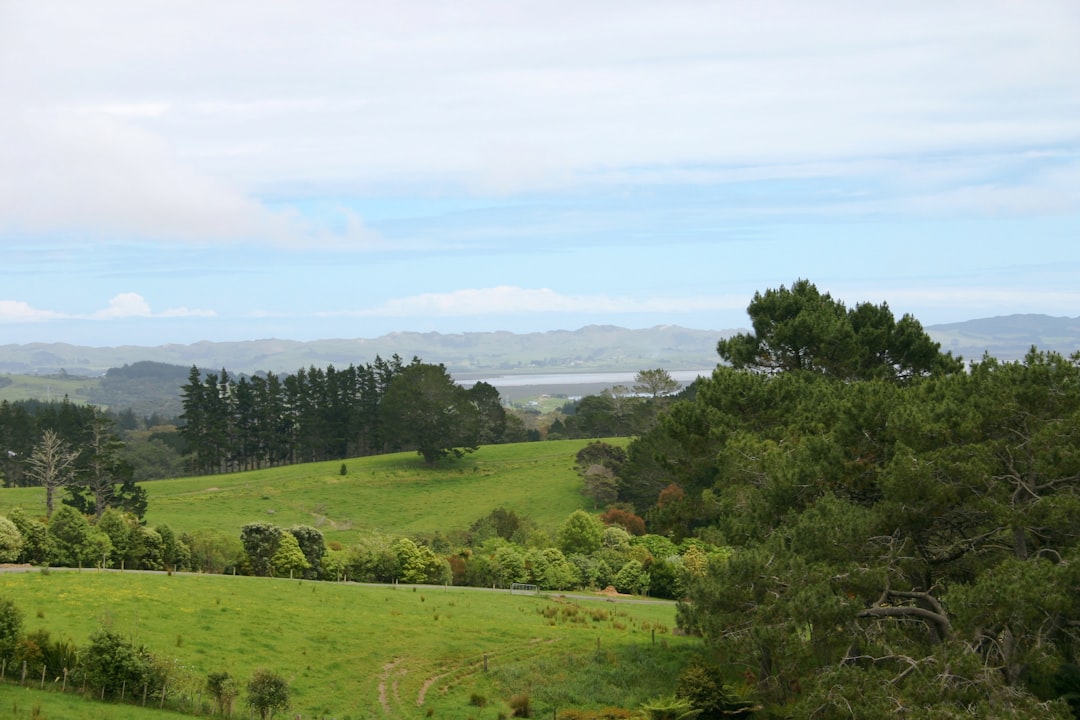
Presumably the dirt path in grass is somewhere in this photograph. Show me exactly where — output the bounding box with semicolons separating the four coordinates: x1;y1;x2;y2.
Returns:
413;638;562;710
379;658;403;716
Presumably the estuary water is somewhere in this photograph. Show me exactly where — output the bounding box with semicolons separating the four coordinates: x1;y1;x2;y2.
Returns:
469;369;713;389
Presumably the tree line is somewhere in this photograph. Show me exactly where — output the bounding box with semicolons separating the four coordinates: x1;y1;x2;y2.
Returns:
179;355;526;474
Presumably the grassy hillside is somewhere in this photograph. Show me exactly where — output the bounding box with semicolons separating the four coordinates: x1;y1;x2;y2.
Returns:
0;373;97;405
0;571;696;720
0;440;617;544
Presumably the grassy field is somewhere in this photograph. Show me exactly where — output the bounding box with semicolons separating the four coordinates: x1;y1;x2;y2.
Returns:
0;374;97;405
0;570;698;720
0;440;619;545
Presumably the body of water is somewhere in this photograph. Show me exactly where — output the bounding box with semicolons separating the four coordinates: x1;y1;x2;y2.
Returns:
472;369;714;388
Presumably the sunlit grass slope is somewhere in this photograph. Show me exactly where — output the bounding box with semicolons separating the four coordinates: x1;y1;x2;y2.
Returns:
0;570;696;720
0;374;96;405
0;440;621;544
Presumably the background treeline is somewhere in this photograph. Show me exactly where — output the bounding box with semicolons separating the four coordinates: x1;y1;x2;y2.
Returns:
177;356;531;475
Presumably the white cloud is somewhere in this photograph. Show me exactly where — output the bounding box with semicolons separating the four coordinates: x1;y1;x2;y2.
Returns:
0;300;66;323
0;0;1076;246
0;294;215;323
93;292;153;319
328;286;747;318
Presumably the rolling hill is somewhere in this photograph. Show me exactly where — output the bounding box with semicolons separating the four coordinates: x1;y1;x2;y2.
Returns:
1;316;1078;414
0;440;611;544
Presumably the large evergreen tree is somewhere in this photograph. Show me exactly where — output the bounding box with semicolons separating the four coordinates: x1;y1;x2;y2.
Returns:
380;362;480;464
618;283;1080;716
717;279;962;381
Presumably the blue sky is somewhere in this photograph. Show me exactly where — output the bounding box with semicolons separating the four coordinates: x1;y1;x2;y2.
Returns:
1;1;1078;346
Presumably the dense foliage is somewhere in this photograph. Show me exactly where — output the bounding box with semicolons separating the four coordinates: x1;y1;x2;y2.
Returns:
614;282;1080;717
179;356;518;473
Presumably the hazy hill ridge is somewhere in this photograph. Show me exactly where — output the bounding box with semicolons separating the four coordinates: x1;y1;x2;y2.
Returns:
0;325;728;376
1;315;1078;378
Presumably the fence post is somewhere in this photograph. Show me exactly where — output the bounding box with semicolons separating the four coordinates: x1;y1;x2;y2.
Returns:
62;667;68;692
40;664;46;690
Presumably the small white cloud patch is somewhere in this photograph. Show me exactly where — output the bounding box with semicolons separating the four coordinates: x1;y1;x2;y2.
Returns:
0;294;215;324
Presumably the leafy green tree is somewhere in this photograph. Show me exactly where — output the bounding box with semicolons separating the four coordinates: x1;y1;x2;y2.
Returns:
240;522;283;577
0;597;22;665
0;516;23;563
634;368;682;399
83;627;160;699
246;668;289;720
527;547;579;590
345;532;400;583
287;525;325;580
127;526;164;570
183;529;244;574
489;542;529;587
467;381;507;445
558;510;604;556
122;433;186;482
48;505;106;567
270;532;310;578
94;508;132;568
574;441;627;473
394;537;450;585
468;507;530;545
380;362;480;464
613;559;650;595
207;671;239;717
6;508;50;564
156;523;190;571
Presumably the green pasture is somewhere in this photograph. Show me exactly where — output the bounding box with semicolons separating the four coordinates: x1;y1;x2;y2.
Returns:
0;688;192;720
0;440;616;545
0;570;698;720
0;374;96;405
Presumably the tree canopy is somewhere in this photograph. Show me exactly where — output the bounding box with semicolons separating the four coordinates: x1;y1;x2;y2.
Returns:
716;278;962;381
380;362;481;464
615;280;1080;716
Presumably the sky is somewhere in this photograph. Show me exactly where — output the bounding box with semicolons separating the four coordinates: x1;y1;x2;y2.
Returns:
1;1;1078;347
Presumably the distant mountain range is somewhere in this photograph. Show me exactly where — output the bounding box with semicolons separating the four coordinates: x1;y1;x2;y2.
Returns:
1;315;1078;379
0;325;727;377
926;314;1080;362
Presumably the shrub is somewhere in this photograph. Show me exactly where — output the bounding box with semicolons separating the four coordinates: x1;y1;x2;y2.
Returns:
207;670;239;717
0;597;23;663
82;627;161;699
0;516;24;563
247;667;289;720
